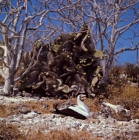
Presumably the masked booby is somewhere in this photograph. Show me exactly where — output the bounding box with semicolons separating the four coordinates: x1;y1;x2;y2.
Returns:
54;94;90;119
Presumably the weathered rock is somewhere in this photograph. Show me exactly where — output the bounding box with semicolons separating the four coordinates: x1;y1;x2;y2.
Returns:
42;104;50;109
130;82;138;87
19;106;31;114
21;91;32;97
101;102;131;121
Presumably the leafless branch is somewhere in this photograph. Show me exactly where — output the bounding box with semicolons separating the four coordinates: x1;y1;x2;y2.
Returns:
115;42;139;55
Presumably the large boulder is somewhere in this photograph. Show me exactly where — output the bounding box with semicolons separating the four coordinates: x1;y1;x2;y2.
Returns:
101;102;131;121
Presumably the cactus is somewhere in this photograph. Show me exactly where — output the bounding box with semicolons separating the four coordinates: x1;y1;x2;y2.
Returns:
17;24;105;98
32;81;44;89
0;47;4;58
50;44;63;53
80;77;88;87
56;84;70;93
35;41;41;50
94;50;104;59
91;77;99;87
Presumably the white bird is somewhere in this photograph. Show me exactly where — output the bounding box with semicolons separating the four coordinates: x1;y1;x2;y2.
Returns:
54;94;90;119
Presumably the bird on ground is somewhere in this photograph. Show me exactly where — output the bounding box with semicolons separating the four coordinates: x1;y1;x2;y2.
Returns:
53;94;90;120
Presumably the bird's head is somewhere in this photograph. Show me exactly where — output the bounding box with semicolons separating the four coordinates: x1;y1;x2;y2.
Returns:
78;94;87;102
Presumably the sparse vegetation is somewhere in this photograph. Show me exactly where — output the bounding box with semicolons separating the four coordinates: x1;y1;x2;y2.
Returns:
0;83;139;139
25;129;95;140
0;121;101;140
125;63;139;83
0;120;25;140
0;0;139;139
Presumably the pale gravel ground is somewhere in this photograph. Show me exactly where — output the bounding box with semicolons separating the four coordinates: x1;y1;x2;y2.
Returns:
0;95;139;140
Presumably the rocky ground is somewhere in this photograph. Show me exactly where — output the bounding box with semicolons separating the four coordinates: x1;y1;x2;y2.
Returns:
0;94;139;140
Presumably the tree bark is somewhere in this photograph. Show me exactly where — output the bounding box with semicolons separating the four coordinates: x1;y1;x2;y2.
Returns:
3;68;14;95
101;60;111;83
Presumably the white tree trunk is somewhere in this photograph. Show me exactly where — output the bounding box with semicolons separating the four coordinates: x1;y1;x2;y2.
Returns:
101;60;110;83
0;45;15;95
3;68;14;95
4;76;14;94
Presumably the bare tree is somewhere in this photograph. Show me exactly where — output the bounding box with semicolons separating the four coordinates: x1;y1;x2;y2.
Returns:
0;0;79;94
55;0;139;81
0;0;139;95
89;0;139;81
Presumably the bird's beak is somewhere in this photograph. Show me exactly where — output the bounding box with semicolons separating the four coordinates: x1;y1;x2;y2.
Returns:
81;95;87;101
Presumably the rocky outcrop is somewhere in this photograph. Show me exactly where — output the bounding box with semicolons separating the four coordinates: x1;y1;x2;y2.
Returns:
101;102;131;121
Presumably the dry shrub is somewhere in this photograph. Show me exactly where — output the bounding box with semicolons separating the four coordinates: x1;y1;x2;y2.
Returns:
0;74;4;84
0;96;101;119
44;130;92;140
118;86;139;109
0;99;101;140
0;120;25;140
26;129;100;140
0;103;21;117
125;63;139;83
0;121;98;140
22;101;51;114
0;118;100;140
104;66;127;99
121;86;139;100
0;99;54;118
84;98;101;112
26;130;73;140
0;104;7;117
119;86;139;119
19;97;101;115
106;85;139;119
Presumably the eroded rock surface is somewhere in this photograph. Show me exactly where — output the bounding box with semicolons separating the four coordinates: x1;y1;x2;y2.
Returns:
0;95;139;140
101;102;131;121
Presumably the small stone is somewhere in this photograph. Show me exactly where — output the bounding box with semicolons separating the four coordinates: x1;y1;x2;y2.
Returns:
133;119;139;124
22;91;32;97
0;90;9;96
13;87;19;95
42;104;50;109
19;107;31;114
90;93;96;97
33;96;40;100
23;111;38;119
34;110;41;114
16;92;22;96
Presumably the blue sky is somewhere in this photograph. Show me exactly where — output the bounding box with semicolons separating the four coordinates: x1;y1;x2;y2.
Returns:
118;51;137;65
0;0;139;65
116;25;139;65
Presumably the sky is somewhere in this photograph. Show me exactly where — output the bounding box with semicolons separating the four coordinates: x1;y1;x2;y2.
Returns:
118;51;138;65
0;0;139;66
115;4;139;65
115;24;139;65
